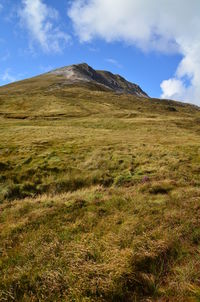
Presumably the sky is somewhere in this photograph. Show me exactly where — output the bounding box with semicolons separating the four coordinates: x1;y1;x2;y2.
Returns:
0;0;200;105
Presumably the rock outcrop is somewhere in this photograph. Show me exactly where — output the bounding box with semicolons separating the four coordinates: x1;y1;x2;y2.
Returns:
49;63;149;97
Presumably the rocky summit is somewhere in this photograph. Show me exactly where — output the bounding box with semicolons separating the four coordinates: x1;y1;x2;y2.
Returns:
49;63;149;97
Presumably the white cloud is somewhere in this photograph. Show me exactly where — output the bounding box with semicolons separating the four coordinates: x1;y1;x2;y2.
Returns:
160;41;200;103
0;69;17;83
19;0;70;53
68;0;200;105
161;79;186;100
106;58;122;69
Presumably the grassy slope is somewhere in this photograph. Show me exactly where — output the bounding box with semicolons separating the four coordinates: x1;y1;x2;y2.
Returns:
0;75;200;301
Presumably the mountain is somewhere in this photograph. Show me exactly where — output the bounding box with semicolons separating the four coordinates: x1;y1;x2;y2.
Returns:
48;63;149;97
0;63;200;301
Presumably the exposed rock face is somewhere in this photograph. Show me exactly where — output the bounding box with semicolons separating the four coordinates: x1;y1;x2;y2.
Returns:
49;63;149;97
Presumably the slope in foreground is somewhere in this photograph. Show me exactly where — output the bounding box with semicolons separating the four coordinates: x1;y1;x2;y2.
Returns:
0;67;200;301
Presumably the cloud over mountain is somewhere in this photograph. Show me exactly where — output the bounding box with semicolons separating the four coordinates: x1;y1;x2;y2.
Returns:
68;0;200;104
19;0;69;53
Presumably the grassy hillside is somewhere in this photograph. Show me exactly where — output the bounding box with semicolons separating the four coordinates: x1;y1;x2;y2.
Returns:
0;75;200;301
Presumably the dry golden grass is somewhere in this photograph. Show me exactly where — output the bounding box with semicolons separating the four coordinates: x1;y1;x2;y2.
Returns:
0;75;200;301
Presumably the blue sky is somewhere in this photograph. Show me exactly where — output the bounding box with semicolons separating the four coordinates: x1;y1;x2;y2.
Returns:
0;0;199;104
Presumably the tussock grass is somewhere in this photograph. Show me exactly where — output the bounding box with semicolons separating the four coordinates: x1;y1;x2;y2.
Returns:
0;76;200;301
1;185;200;301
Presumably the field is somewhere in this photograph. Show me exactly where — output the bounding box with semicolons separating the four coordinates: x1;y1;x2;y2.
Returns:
0;75;200;301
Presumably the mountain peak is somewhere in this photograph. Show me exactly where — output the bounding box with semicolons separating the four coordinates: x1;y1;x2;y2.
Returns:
49;63;149;97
